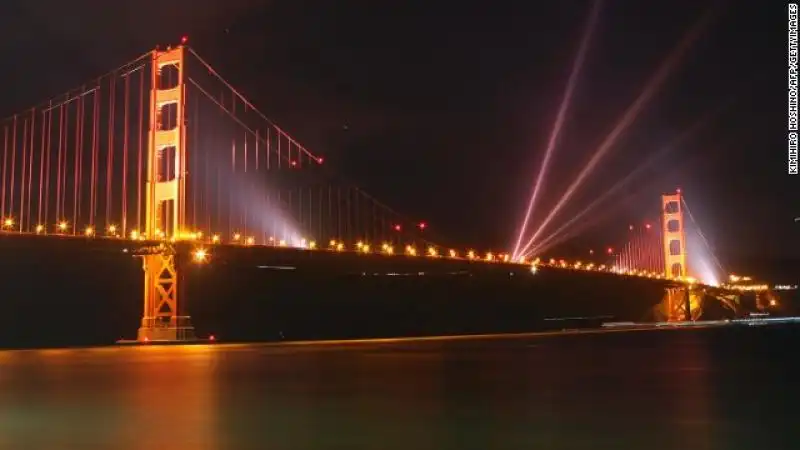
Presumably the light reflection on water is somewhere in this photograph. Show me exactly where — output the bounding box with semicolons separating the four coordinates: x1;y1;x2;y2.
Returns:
0;327;797;449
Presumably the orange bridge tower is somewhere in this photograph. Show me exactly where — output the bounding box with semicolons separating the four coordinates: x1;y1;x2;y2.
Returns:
136;45;194;342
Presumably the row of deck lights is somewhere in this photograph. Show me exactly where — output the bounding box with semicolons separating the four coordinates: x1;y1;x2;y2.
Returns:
1;217;516;264
4;217;92;235
3;221;522;266
182;234;698;285
535;257;702;285
1;218;516;262
1;217;703;286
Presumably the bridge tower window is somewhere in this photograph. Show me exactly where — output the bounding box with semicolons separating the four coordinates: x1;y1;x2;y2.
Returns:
666;219;680;233
664;201;679;214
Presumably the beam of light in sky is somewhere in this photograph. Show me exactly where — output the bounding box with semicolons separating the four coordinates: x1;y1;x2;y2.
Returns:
685;219;721;287
233;181;302;243
529;209;615;259
215;153;305;246
517;7;716;257
524;106;726;257
528;187;651;263
511;0;602;259
682;197;725;276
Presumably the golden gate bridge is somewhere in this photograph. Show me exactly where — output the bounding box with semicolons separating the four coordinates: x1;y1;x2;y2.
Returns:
0;44;780;343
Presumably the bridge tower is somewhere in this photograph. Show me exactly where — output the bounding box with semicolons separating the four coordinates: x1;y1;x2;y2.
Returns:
661;191;687;279
660;190;695;321
137;45;195;342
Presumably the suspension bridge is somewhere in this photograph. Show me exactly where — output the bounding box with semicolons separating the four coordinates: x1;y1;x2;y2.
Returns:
0;44;782;344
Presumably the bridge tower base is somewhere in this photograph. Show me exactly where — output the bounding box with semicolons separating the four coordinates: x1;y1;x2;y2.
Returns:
661;286;703;322
136;246;196;342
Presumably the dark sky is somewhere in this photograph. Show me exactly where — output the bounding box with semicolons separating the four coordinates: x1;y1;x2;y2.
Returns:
0;1;795;275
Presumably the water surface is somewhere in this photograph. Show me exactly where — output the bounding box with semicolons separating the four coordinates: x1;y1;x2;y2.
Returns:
0;326;797;449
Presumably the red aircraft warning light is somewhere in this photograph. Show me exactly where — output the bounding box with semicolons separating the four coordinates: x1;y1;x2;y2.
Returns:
393;224;402;232
181;35;189;45
418;222;427;230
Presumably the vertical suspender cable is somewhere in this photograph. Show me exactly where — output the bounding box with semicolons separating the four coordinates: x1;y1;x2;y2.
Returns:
44;103;53;226
121;74;130;236
61;103;69;226
10;115;17;221
19;118;28;231
1;124;7;219
37;109;46;225
106;74;116;230
90;86;99;226
137;68;144;233
55;106;63;223
72;92;82;231
26;110;35;229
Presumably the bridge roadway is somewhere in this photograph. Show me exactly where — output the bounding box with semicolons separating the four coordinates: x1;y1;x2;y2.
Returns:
0;232;760;348
0;230;686;281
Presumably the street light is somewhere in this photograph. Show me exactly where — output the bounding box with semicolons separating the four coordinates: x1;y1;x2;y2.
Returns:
192;248;209;264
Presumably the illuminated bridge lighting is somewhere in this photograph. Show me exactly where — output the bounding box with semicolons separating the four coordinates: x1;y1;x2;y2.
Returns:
721;283;770;292
192;248;209;264
0;42;758;346
774;285;798;291
0;221;739;287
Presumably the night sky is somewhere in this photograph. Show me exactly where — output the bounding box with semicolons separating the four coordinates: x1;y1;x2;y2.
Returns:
0;1;795;278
